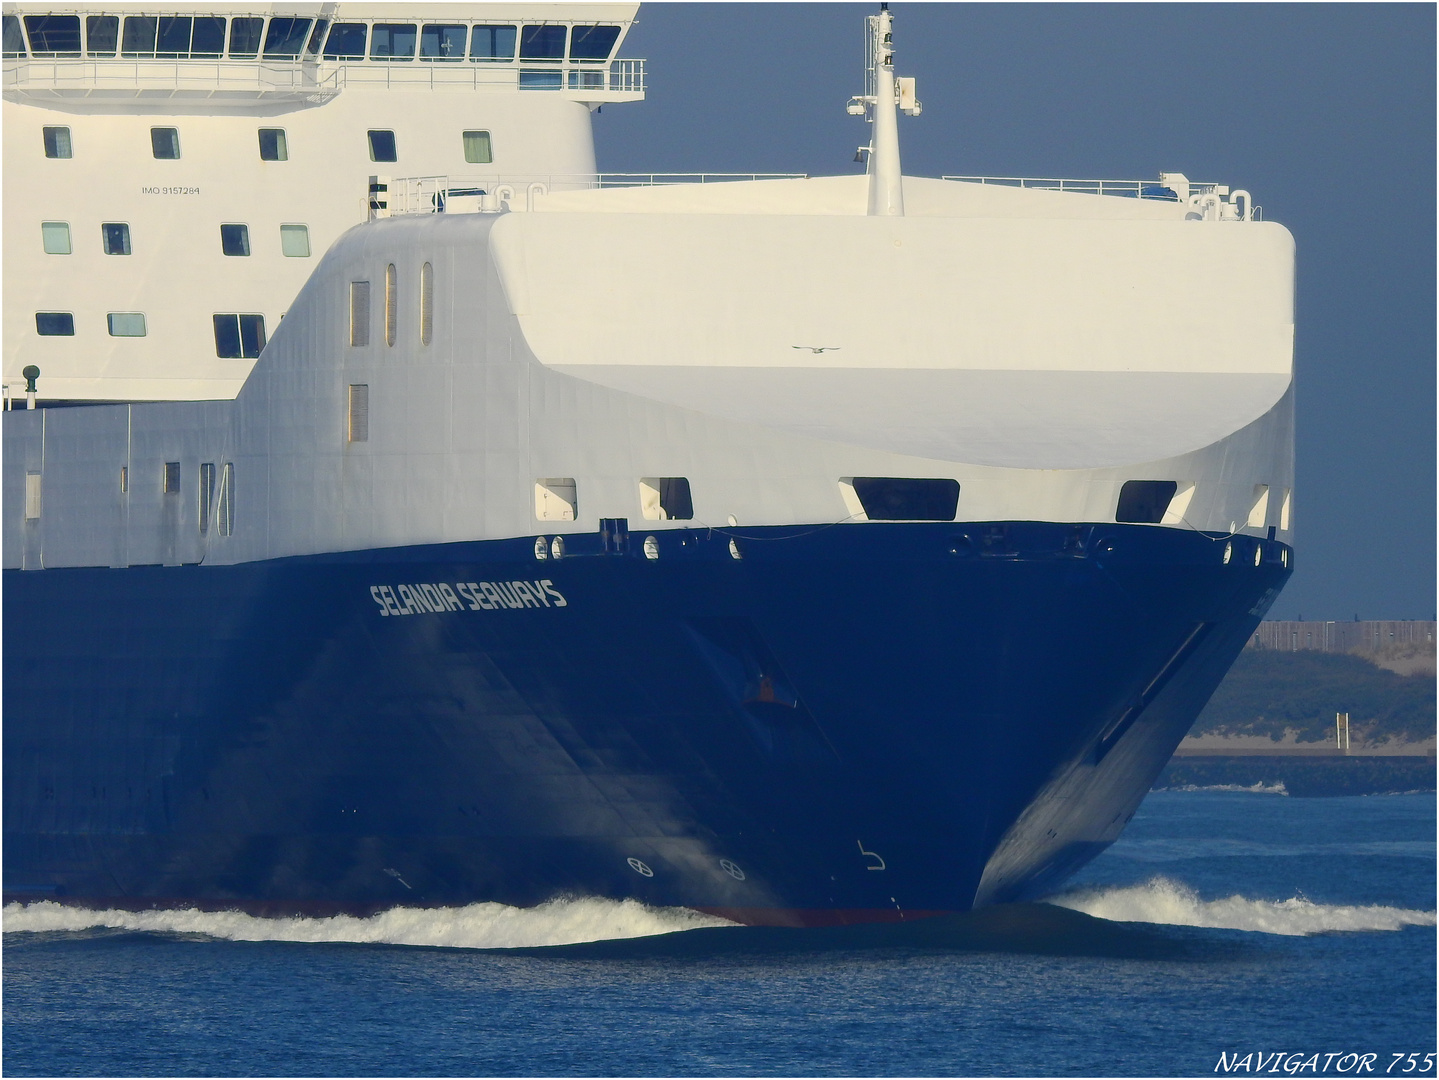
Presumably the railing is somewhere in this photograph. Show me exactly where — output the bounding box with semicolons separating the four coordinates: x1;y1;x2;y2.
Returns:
942;176;1222;200
380;173;809;216
4;56;646;100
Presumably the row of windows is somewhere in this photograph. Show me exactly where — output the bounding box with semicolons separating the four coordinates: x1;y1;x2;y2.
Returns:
6;15;620;64
40;124;493;165
26;460;232;536
33;311;267;357
349;265;435;350
40;221;310;258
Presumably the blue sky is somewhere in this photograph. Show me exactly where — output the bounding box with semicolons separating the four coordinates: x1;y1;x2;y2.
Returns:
595;3;1436;619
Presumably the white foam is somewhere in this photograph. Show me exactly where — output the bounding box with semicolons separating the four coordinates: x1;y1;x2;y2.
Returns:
2;897;736;949
1164;781;1289;795
1049;876;1436;936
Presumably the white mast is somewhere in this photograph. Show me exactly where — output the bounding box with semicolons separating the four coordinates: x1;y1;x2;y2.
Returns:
848;5;920;217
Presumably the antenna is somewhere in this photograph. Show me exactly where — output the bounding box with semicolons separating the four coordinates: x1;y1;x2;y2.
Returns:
845;7;921;217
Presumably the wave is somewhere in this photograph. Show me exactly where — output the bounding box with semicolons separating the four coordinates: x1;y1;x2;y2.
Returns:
1161;781;1288;794
1048;876;1436;936
2;897;736;950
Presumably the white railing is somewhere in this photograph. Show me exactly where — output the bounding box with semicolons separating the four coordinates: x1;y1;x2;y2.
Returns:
3;57;646;100
942;176;1221;200
380;173;809;215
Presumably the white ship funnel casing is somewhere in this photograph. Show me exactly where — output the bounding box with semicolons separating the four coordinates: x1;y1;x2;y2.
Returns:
3;175;1293;570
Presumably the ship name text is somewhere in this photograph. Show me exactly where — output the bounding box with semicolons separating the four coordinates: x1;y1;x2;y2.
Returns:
370;580;567;616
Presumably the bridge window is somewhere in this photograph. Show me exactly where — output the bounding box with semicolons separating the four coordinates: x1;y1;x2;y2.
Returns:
470;25;515;61
421;24;467;60
370;24;416;61
120;16;157;57
213;314;266;359
258;128;288;161
520;25;566;60
569;25;620;61
228;17;263;59
1115;480;1177;524
280;224;310;257
849;477;960;521
323;23;366;59
263;18;311;58
102;222;131;255
640;478;693;521
220;224;250;257
305;20;328;56
85;15;117;55
35;312;74;336
462;130;493;164
150;127;180;159
23;15;81;57
41;222;71;254
107;313;147;337
42;126;72;158
156;16;192;58
3;15;25;57
368;130;397;162
190;16;225;58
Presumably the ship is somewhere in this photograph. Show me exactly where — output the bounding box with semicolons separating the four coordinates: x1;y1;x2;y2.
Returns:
3;5;1294;926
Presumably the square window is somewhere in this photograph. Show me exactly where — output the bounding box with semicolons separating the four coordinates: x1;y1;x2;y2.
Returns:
190;16;224;57
228;17;262;57
280;224;310;258
569;25;620;61
263;17;311;58
323;22;366;59
42;126;72;159
213;313;266;358
368;130;397;162
85;15;118;55
470;25;516;61
25;15;82;57
462;130;493;164
102;223;131;255
520;25;567;60
220;223;250;257
370;23;416;60
151;127;180;159
420;24;467;60
35;312;75;336
258;128;288;161
156;15;192;58
121;15;157;57
41;221;71;254
107;312;147;337
3;14;26;57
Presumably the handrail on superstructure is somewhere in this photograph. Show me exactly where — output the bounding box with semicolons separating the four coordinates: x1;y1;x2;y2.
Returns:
380;173;810;215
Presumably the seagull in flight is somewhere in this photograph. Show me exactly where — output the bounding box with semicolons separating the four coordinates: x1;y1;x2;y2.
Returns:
792;346;841;354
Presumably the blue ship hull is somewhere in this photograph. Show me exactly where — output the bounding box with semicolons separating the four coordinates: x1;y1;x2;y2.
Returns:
4;521;1289;925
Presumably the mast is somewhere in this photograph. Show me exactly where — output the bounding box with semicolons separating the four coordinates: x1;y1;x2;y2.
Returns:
848;5;920;217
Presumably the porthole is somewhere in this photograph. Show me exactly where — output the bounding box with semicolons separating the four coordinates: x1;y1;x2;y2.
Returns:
728;538;742;560
1223;542;1233;565
1253;544;1262;567
549;536;565;560
533;536;548;560
643;535;659;560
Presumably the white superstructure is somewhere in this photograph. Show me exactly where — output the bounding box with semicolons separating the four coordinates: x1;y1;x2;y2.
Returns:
2;2;642;403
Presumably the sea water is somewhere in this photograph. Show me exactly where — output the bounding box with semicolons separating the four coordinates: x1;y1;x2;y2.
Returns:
5;791;1434;1078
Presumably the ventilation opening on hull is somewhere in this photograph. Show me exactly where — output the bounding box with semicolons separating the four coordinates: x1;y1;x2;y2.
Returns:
841;477;959;521
1115;480;1177;524
639;477;693;521
535;478;577;521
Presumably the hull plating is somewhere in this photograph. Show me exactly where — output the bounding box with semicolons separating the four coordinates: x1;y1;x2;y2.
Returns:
4;521;1289;924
